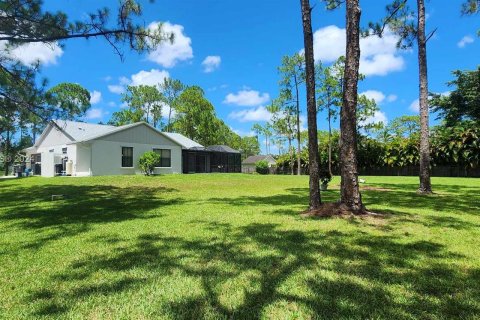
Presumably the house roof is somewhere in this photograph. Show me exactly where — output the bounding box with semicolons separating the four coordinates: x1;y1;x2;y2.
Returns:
242;155;276;164
162;132;204;149
205;145;240;153
53;120;118;142
32;120;200;149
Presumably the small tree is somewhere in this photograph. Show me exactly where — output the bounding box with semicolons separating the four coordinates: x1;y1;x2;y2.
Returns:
255;160;269;174
138;151;161;176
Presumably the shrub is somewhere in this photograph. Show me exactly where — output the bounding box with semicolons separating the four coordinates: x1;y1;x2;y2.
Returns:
139;151;161;176
319;170;332;185
255;160;269;174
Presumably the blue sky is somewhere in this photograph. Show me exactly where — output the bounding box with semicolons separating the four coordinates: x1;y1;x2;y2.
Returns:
18;0;480;151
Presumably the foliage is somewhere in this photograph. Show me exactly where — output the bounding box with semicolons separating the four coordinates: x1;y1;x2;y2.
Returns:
121;85;163;128
431;121;480;168
108;108;144;126
45;83;91;120
430;67;480;125
158;78;185;132
251;122;272;155
319;170;332;185
138;151;161;176
255;160;269;174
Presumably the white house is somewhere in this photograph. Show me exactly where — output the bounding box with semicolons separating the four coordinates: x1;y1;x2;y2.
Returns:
241;155;277;173
23;120;203;177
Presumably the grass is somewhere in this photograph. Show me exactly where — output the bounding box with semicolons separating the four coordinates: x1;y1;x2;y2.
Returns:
0;174;479;319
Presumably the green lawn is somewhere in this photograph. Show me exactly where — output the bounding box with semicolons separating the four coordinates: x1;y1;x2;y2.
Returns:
0;174;479;319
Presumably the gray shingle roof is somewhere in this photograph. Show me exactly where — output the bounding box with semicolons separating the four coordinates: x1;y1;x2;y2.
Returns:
205;145;240;153
53;120;117;142
162;132;204;149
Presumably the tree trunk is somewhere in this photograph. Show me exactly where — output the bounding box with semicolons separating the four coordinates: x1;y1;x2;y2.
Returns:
167;106;172;132
340;0;364;213
4;129;10;176
328;104;332;175
294;74;302;175
300;0;321;210
32;122;37;143
288;137;294;175
417;0;432;194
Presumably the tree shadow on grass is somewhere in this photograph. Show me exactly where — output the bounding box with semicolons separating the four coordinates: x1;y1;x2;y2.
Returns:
0;184;181;251
25;221;480;319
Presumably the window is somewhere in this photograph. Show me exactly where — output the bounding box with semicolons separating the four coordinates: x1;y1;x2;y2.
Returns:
122;147;133;167
62;147;67;154
153;149;171;167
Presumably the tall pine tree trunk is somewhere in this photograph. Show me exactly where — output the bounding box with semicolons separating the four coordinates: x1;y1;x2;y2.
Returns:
328;104;332;175
294;74;302;175
300;0;321;210
167;106;173;132
417;0;432;194
340;0;364;213
4;129;10;176
288;138;294;175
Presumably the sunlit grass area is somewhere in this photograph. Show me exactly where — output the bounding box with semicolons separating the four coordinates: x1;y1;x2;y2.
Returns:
0;174;479;319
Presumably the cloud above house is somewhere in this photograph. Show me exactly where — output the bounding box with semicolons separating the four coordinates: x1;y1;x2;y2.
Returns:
311;25;405;76
224;89;270;107
147;21;193;68
85;108;108;120
0;41;63;66
89;91;102;105
202;55;221;73
228;106;271;122
457;35;474;48
360;111;388;127
108;69;170;94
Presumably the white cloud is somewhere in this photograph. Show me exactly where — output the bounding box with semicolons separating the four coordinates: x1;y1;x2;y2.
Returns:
311;25;405;76
386;94;398;102
360;90;386;104
360;111;388;127
108;84;125;94
147;21;193;68
131;69;170;86
107;101;116;107
228;106;271;122
231;128;255;137
409;99;420;112
202;55;221;73
85;108;107;120
410;91;449;112
89;91;102;104
108;69;170;94
1;41;63;66
458;35;474;48
224;89;270;106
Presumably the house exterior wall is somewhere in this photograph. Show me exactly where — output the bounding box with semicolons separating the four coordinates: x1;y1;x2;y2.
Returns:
90;140;182;175
37;126;73;149
26;122;185;176
74;143;92;176
242;163;256;174
86;126;181;176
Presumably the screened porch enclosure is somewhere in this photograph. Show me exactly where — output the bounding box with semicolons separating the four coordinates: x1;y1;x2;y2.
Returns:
182;146;241;174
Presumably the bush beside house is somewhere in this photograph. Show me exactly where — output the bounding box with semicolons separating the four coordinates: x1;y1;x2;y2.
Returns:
139;151;161;176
